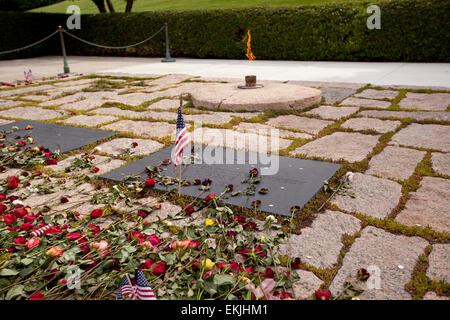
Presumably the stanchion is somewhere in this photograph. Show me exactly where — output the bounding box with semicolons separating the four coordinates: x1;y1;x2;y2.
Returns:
161;23;176;63
58;26;72;76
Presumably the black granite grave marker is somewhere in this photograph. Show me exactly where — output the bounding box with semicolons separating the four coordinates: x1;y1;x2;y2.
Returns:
100;145;341;217
0;120;115;154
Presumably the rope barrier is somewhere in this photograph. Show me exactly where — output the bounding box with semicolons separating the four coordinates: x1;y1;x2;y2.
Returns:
0;30;59;55
62;26;165;50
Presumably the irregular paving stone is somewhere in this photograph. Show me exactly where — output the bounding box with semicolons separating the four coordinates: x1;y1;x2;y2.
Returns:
0;118;13;125
279;210;361;269
184;113;234;125
144;111;178;121
60;115;118;127
147;99;186;110
50;154;125;175
431;152;450;176
427;244;450;282
331;173;402;219
329;226;428;300
234;122;312;140
266;115;333;135
95;138;163;156
292;270;324;300
287;80;366;90
319;87;356;104
366;146;426;180
60;98;109;111
191;82;321;111
53;78;97;87
359;110;450;122
39;92;86;106
341;118;401;133
291;132;380;163
146;74;193;87
0;100;24;108
90;107;153;118
304;105;359;120
190;127;292;152
0;84;55;97
354;89;399;100
423;292;450;300
340;97;391;109
101;120;176;138
109;93;156;106
398;92;450;111
0;106;68;120
0;168;23;180
390;124;450;152
396;177;450;233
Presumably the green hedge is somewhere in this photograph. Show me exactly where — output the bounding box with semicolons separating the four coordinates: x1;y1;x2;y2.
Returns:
0;0;63;11
0;0;448;62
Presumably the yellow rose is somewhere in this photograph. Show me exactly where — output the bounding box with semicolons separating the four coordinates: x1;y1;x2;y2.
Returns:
201;258;215;269
260;236;265;243
204;218;214;227
32;147;40;152
240;276;252;284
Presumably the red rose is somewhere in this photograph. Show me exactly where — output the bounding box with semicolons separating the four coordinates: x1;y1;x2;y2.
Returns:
24;215;36;223
60;197;69;203
17;141;26;146
202;179;212;186
249;168;259;177
292;257;302;269
91;167;100;173
261;267;275;278
274;291;294;300
44;151;51;157
188;240;200;249
90;208;103;219
14;236;27;245
19;222;33;231
29;292;44;300
204;194;216;202
147;234;161;246
0;194;6;201
138;210;150;218
46;158;57;165
14;208;28;218
88;224;100;233
143;259;166;275
184;205;195;216
315;290;331;300
129;231;144;241
226;184;234;192
239;245;266;258
226;231;237;237
7;176;19;190
3;214;16;225
26;238;40;250
193;179;201;185
66;232;83;240
0;204;7;213
243;222;257;230
145;178;155;188
357;268;370;281
131;142;138;148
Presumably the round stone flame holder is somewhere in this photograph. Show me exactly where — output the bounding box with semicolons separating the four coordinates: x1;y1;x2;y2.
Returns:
238;75;264;89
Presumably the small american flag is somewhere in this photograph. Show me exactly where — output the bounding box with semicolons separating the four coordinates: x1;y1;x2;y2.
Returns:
173;105;190;167
116;269;157;300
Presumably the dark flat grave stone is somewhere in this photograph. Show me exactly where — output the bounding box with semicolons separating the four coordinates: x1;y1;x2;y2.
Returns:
100;145;341;217
0;120;115;154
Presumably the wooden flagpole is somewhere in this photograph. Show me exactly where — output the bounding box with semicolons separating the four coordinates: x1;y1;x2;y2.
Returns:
125;273;136;300
178;94;182;197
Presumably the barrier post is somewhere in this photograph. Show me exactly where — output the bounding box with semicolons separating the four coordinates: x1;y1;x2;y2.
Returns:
161;23;175;62
58;26;71;75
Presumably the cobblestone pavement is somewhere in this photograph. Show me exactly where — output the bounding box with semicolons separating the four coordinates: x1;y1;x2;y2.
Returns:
0;74;449;300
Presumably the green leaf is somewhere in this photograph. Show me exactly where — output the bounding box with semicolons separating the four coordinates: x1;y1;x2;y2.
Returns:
21;258;33;266
0;268;19;276
214;274;235;287
6;285;24;300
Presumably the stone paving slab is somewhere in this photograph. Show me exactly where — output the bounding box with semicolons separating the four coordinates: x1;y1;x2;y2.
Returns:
95;138;164;156
354;89;399;100
390;124;450;152
0;106;68;120
60;115;118;127
292;270;324;300
0;119;14;125
359;110;450;122
147;99;186;110
0;120;115;154
331;173;402;219
395;177;450;233
0;85;55;97
329;226;428;300
431;152;450;176
366;146;426;181
291;132;380;163
423;292;450;300
266;115;333;135
101;120;176;139
60;98;109;111
319;87;357;104
109;93;158;106
53;78;97;87
304;105;359;120
90;107;153;118
341;118;401;133
100;144;341;217
427;244;450;282
0;100;24;108
191;127;292;153
279;210;361;269
50;154;125;176
340;97;391;109
287;80;366;90
398;92;450;111
234;122;313;140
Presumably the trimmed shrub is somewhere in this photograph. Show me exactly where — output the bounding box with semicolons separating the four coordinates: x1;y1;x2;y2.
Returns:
0;0;448;62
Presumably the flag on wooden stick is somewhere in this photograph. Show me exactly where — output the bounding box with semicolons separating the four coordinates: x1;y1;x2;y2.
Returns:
174;97;190;168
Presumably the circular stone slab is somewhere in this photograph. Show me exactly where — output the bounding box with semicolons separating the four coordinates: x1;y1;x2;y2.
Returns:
190;82;321;111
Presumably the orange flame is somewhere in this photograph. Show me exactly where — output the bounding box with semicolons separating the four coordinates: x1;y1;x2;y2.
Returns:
245;30;255;61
